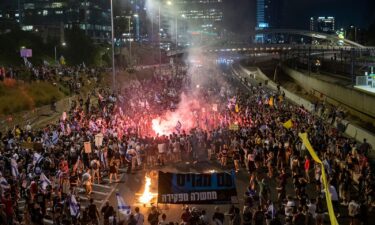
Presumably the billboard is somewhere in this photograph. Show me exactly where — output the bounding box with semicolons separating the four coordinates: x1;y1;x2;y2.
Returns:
20;48;32;58
158;171;238;204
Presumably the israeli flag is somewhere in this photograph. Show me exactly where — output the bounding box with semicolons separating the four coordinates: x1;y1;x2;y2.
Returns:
39;173;51;190
70;195;80;217
11;158;19;178
55;170;62;179
0;177;10;189
33;153;43;166
52;131;59;145
267;202;276;219
116;193;131;215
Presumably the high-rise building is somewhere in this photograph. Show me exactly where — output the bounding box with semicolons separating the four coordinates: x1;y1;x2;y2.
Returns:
20;0;111;42
310;16;335;34
310;17;314;31
175;0;224;43
255;0;284;43
0;0;22;27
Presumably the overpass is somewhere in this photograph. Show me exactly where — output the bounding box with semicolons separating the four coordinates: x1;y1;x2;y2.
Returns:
167;44;375;57
255;29;367;48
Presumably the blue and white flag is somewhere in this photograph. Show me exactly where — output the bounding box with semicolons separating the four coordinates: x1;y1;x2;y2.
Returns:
55;170;63;179
11;158;19;178
267;202;276;219
33;152;43;166
70;195;80;217
52;131;59;145
39;173;51;190
116;193;131;215
0;176;10;189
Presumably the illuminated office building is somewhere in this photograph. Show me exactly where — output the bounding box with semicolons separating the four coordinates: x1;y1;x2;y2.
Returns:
175;0;224;40
310;16;335;34
21;0;111;42
255;0;284;43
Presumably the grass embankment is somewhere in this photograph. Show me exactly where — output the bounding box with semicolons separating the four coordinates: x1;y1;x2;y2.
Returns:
0;79;65;115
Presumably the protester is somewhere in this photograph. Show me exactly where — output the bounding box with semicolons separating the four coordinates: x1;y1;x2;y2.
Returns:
0;61;373;225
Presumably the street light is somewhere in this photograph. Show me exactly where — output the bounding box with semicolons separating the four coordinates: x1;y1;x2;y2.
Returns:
54;42;67;64
110;0;116;90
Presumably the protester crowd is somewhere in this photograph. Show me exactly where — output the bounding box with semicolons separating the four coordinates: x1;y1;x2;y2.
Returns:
0;61;373;225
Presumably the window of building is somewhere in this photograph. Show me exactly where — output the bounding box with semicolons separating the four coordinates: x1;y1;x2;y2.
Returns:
22;25;34;31
43;10;48;16
24;3;35;10
51;2;63;8
55;10;63;14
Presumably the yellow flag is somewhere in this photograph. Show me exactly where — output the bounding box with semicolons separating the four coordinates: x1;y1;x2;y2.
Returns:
299;133;338;225
268;97;274;107
283;119;293;129
235;104;239;113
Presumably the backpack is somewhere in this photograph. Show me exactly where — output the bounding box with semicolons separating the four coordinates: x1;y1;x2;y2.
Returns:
91;161;98;170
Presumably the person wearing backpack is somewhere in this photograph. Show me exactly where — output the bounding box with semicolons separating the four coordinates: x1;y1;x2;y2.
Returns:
348;198;360;225
90;157;100;184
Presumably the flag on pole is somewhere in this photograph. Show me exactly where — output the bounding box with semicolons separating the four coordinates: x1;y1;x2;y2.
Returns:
175;121;182;132
73;156;81;172
299;133;338;225
39;173;51;190
70;195;80;217
283;119;293;129
116;193;131;215
11;158;19;178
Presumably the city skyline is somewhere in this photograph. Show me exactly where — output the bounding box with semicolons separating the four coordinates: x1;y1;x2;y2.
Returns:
1;0;375;34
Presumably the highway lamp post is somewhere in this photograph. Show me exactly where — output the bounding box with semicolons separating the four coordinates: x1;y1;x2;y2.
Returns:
110;0;116;90
54;42;66;64
158;2;161;76
126;16;132;67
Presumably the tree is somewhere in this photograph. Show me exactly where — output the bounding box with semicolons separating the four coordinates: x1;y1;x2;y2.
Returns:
64;26;100;66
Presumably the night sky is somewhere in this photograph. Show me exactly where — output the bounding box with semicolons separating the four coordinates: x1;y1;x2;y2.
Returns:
224;0;375;33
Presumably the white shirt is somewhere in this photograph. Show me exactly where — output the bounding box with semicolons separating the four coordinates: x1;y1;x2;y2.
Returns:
307;203;316;218
329;185;339;201
134;212;144;225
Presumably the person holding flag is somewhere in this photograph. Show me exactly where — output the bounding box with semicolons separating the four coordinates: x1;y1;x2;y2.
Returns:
11;157;19;178
175;121;182;133
39;172;51;191
70;194;81;223
116;193;131;222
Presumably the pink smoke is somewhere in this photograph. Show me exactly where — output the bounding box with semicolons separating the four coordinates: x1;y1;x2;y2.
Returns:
151;93;203;135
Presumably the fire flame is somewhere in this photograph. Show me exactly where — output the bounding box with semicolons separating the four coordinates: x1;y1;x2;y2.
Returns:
139;176;154;204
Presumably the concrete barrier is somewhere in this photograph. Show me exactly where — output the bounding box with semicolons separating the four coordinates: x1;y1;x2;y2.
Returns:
237;64;375;149
237;64;314;111
281;66;375;120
